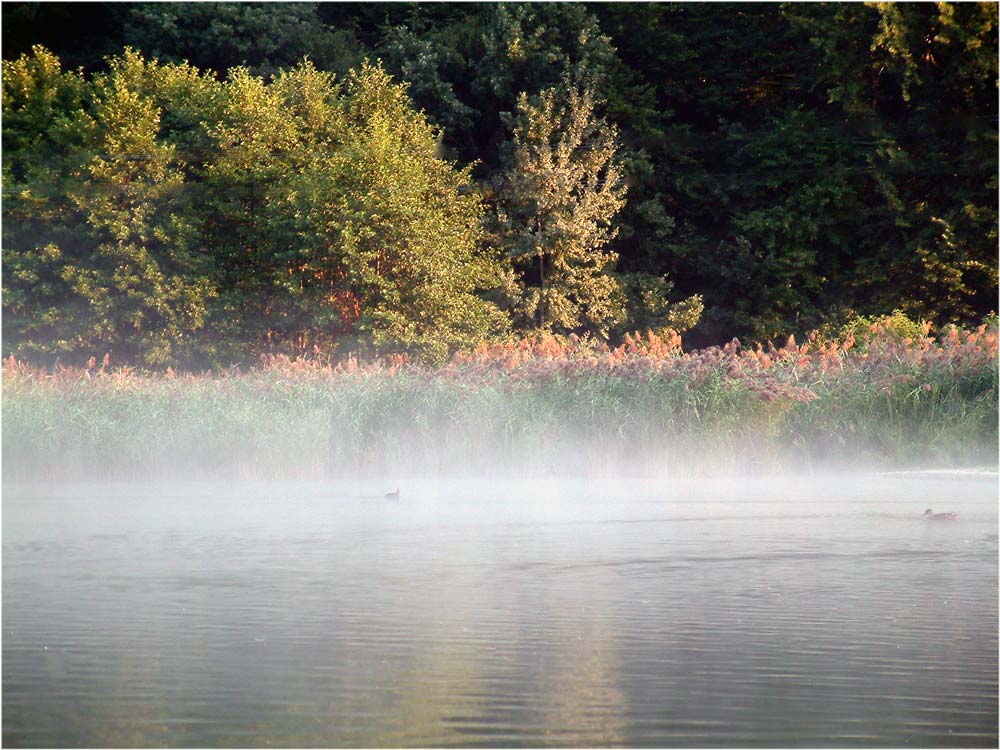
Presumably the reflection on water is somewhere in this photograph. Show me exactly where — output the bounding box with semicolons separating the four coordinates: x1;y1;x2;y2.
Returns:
3;475;998;747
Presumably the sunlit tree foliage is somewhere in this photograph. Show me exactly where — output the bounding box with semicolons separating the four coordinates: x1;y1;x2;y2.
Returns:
2;48;507;366
494;84;626;336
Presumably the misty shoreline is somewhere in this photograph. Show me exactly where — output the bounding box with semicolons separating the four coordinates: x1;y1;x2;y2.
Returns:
4;326;996;483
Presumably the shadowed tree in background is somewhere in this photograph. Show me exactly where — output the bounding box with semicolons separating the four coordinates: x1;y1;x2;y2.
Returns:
594;2;997;344
783;2;998;328
375;3;626;171
122;2;365;78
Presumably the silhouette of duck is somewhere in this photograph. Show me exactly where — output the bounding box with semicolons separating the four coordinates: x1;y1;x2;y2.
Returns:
384;488;400;500
923;508;957;521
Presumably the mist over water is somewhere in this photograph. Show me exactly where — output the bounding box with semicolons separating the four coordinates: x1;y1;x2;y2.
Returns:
3;473;997;747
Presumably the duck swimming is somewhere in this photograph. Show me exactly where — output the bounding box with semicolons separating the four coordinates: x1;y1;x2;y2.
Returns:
384;488;400;500
923;509;957;521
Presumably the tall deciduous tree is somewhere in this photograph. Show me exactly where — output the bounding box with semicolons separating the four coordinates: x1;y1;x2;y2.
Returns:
277;63;510;363
3;47;216;366
494;83;627;336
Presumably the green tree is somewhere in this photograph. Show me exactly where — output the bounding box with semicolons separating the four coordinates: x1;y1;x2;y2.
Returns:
593;3;838;344
195;64;307;358
3;48;217;366
2;46;94;361
494;83;627;336
596;2;996;344
612;274;703;339
195;59;510;363
374;3;628;170
65;50;215;365
2;2;129;71
122;2;364;78
283;63;509;362
377;22;475;150
2;49;510;366
785;2;998;328
4;5;996;350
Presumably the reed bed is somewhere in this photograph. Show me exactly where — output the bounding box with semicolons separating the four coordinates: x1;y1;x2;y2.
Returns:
3;324;997;480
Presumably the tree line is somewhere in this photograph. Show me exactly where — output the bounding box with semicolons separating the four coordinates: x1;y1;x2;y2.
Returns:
3;2;996;367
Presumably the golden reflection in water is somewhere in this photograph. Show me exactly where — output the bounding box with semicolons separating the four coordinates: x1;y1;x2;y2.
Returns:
539;574;627;745
327;590;490;746
84;649;173;747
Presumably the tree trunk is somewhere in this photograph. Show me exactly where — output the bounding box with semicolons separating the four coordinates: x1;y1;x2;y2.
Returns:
538;251;545;329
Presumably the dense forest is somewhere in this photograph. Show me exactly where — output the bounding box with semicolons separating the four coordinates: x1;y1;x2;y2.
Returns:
3;2;997;367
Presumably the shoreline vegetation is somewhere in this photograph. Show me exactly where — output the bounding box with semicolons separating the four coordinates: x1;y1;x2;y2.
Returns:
4;320;996;482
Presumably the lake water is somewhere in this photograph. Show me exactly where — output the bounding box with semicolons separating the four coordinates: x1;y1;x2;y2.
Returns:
3;474;997;747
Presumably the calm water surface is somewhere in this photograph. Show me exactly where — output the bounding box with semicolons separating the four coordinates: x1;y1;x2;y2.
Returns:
3;474;998;747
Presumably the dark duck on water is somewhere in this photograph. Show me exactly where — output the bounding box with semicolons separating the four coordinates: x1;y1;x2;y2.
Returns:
923;509;958;521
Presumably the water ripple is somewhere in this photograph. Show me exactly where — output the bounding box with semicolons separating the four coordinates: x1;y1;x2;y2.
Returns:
3;478;996;748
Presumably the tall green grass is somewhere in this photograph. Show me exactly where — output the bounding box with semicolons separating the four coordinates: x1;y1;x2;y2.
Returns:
3;324;996;480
